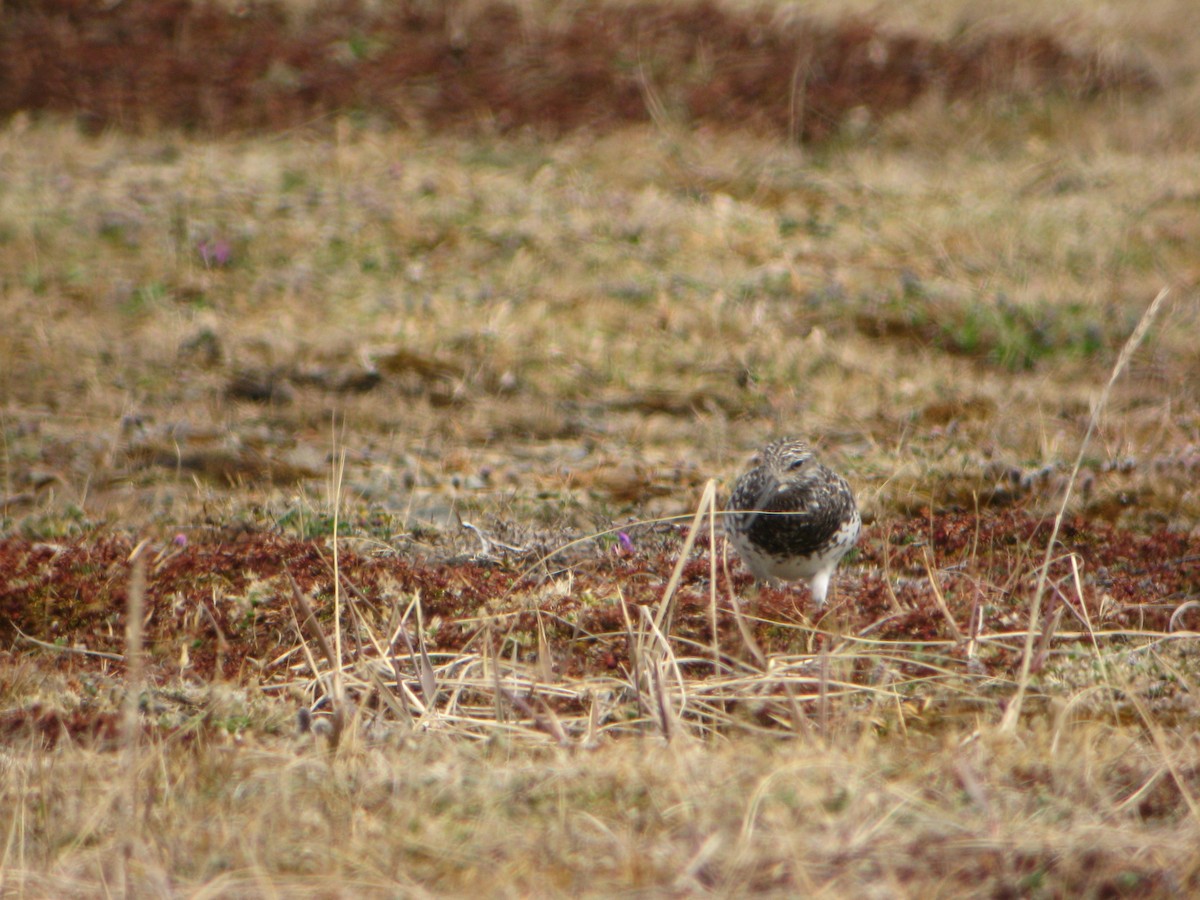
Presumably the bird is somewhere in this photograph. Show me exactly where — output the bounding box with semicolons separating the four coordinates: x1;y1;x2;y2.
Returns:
725;437;860;607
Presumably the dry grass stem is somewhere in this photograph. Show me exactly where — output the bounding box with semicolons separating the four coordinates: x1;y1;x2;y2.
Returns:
1002;287;1171;733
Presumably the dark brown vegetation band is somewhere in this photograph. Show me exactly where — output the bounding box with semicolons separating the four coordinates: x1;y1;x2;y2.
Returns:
0;0;1157;139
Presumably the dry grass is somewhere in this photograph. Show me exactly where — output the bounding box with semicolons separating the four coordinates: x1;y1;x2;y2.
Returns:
3;115;1198;530
2;707;1198;896
5;590;1200;898
3;0;1200;895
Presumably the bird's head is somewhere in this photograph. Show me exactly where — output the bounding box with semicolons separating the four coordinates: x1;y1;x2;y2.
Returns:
759;437;820;488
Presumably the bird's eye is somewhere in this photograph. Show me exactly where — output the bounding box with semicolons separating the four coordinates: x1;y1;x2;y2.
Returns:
787;458;807;471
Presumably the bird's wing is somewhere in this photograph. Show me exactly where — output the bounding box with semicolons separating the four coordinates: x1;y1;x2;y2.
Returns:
744;475;796;527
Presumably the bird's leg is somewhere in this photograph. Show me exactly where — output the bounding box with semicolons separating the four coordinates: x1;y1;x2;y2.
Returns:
809;569;833;609
743;579;767;619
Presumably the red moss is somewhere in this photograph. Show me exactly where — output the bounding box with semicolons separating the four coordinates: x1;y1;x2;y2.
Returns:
3;510;1195;686
0;0;1156;140
0;703;123;749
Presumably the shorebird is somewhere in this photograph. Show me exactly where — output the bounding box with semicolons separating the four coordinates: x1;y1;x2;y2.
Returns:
725;437;860;607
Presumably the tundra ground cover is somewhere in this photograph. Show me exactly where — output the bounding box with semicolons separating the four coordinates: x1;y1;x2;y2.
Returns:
2;1;1199;895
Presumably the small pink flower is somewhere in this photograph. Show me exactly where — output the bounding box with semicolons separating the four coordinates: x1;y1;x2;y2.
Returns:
198;238;233;268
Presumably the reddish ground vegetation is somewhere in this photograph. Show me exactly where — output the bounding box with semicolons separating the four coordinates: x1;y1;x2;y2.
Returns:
0;701;122;749
3;510;1196;687
0;0;1157;140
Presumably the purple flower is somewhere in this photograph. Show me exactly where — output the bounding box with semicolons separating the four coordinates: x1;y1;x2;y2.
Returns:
198;238;233;268
617;531;634;554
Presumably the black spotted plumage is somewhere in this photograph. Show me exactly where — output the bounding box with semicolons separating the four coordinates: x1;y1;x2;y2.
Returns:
725;437;860;607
